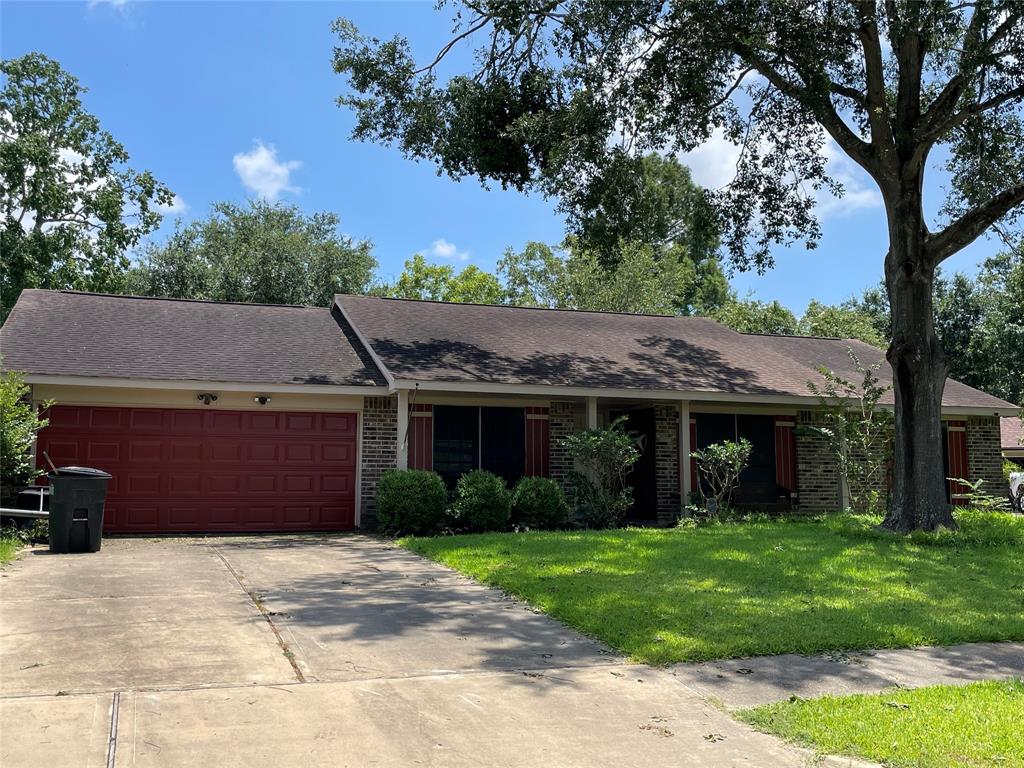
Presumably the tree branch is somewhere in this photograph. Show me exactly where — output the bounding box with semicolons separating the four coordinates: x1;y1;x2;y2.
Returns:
736;46;877;175
920;8;1021;136
851;0;897;159
926;182;1024;263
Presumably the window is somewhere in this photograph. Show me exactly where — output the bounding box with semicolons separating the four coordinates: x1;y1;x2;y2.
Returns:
432;405;525;488
693;413;778;503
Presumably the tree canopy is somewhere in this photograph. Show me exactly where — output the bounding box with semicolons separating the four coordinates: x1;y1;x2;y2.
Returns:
1;53;172;319
377;253;504;304
334;1;1024;531
126;200;376;306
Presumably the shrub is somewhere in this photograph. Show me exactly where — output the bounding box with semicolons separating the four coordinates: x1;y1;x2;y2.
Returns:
511;477;570;529
561;416;640;529
376;469;448;535
692;438;752;515
1;368;53;504
451;470;512;532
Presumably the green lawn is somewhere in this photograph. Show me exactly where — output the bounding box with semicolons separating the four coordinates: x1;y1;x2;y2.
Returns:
402;512;1024;664
740;679;1024;768
0;533;22;565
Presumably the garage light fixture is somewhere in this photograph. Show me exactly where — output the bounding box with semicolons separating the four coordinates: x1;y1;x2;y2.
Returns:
254;395;272;406
196;392;218;405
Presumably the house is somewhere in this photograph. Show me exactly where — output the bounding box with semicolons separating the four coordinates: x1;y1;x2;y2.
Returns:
1;289;1015;533
1003;417;1024;467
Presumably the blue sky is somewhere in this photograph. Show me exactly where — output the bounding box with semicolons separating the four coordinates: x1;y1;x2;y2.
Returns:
2;1;1004;312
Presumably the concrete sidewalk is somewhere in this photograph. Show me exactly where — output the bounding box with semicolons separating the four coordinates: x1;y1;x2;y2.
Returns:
671;641;1024;709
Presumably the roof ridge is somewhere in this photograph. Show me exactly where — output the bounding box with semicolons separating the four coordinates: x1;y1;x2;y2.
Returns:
336;293;724;321
42;289;326;311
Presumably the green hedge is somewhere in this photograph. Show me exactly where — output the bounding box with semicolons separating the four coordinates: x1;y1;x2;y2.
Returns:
451;470;511;532
376;469;448;535
512;477;570;529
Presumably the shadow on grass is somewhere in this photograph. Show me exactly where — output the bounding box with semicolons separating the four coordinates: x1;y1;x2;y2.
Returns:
404;518;1024;665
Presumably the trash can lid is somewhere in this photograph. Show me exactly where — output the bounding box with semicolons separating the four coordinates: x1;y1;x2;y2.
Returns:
49;466;113;479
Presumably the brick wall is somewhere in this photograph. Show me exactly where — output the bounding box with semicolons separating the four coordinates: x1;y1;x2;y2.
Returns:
653;404;680;524
795;411;843;511
967;416;1003;491
549;400;582;489
359;395;398;529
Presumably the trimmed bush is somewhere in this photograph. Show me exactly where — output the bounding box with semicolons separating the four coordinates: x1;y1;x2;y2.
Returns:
512;477;570;529
451;470;512;532
376;469;448;535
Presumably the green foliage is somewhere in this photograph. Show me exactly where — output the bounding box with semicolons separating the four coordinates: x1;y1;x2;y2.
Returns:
691;439;752;513
807;350;894;514
403;515;1024;665
376;253;504;304
829;508;1024;548
499;239;728;316
0;369;52;502
947;477;1007;514
126;200;376;305
511;476;570;530
1;53;172;319
798;300;886;347
375;469;448;535
451;470;512;532
741;680;1024;768
560;416;640;529
713;298;798;335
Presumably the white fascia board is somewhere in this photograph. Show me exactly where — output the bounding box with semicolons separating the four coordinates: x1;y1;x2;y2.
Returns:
389;378;1019;415
24;374;387;396
332;297;397;388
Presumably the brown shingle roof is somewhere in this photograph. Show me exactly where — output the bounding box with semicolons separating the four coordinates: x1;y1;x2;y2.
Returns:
335;294;1016;411
1;290;386;387
1003;417;1024;450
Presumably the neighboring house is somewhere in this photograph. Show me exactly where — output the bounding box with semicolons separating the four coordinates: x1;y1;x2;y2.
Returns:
1003;417;1024;467
0;289;1015;533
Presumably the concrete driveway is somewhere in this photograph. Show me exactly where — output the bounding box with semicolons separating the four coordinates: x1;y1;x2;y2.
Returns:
0;535;811;767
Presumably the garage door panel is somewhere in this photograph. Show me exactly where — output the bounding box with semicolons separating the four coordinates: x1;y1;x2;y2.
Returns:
37;406;358;533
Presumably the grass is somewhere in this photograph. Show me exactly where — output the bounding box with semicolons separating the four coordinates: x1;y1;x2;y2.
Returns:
739;679;1024;768
0;532;23;565
401;511;1024;664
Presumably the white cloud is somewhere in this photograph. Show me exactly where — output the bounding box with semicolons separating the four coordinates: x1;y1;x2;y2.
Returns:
680;128;880;218
155;194;188;216
428;238;470;261
87;0;130;10
232;140;300;200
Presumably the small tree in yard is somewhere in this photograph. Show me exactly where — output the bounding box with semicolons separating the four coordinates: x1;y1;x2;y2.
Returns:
0;369;52;503
561;416;640;529
692;439;752;515
807;349;894;515
334;2;1024;532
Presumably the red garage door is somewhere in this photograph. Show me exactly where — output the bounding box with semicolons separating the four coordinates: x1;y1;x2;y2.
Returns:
37;405;358;533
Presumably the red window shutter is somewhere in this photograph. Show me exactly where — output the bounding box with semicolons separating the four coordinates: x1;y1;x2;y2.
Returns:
524;407;549;477
774;416;797;492
408;404;433;471
946;421;969;502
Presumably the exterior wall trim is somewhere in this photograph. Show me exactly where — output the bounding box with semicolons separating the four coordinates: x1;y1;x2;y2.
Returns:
24;374;386;396
388;378;1017;415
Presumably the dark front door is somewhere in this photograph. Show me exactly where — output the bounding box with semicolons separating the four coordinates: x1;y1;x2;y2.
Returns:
612;408;657;521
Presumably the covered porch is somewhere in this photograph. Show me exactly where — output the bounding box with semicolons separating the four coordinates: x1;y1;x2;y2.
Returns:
392;390;800;526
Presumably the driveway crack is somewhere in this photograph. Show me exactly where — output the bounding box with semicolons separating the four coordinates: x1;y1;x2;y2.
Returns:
211;547;306;683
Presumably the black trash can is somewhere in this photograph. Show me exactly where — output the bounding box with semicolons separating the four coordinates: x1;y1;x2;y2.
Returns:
48;467;112;554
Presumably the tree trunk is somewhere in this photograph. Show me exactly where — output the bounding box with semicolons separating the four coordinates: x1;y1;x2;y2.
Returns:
882;202;954;532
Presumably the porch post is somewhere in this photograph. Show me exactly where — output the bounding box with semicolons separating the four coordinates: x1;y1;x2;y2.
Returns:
396;389;409;470
679;400;691;505
586;396;598;430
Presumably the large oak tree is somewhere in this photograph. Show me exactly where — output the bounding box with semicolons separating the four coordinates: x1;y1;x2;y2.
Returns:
333;1;1024;531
